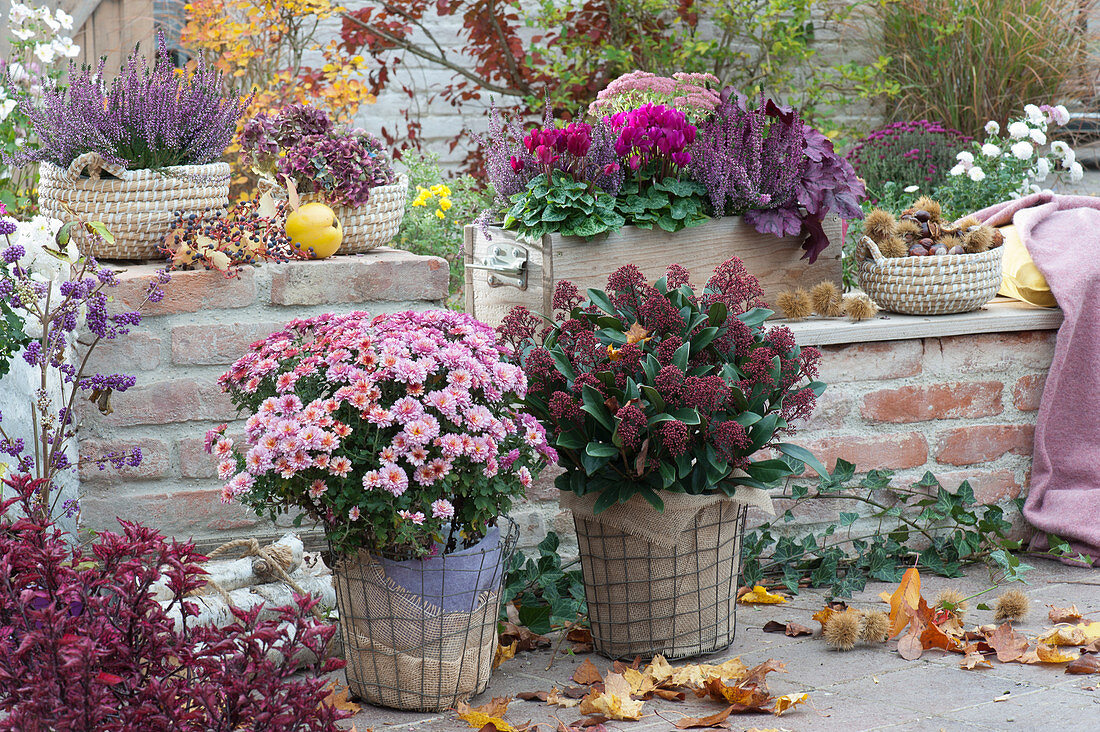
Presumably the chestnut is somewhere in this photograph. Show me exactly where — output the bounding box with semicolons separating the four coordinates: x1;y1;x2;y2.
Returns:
908;244;928;256
948;245;966;255
912;210;931;222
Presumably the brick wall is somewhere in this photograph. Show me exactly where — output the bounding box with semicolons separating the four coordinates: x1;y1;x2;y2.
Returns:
76;249;449;547
517;327;1057;557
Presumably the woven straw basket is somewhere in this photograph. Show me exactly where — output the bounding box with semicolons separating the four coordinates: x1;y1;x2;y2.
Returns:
37;151;230;261
259;174;408;254
856;236;1004;316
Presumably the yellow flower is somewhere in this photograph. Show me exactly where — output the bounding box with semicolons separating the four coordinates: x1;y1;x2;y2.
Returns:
438;197;452;211
435;210;445;219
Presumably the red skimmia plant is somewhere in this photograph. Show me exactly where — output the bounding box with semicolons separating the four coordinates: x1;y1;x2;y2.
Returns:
498;258;828;513
0;473;347;732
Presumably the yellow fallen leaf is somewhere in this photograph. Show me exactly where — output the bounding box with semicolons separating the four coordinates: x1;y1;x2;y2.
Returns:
739;585;788;605
319;683;360;714
1032;643;1080;664
644;654;676;686
493;640;517;669
772;692;809;716
456;697;514;731
578;672;645;721
669;657;749;690
622;667;657;697
886;567;922;638
1038;621;1100;647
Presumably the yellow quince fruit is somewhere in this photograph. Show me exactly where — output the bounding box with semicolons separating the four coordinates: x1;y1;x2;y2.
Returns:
285;202;343;259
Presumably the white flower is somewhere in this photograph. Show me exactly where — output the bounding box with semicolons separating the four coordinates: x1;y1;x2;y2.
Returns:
33;42;56;64
1070;161;1084;182
8;3;33;24
1011;141;1034;160
12;216;69;282
949;163;966;176
1029;184;1042;194
1008;121;1030;139
11;27;35;41
1024;104;1045;126
956;150;975;165
967;166;986;182
1051;104;1071;126
55;8;74;30
1050;141;1070;158
0;99;16;122
1034;157;1051;181
903;185;920;193
51;37;80;58
1061;149;1076;170
984;120;1000;135
981;143;1001;157
1029;129;1047;145
6;62;29;83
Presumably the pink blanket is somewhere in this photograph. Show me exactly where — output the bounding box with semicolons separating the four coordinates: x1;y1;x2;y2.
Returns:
970;193;1100;566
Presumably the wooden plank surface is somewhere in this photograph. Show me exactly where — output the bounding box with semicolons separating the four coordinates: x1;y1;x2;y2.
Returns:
466;215;843;328
779;298;1063;346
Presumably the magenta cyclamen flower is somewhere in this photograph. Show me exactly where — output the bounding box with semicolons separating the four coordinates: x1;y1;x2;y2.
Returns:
607;103;697;179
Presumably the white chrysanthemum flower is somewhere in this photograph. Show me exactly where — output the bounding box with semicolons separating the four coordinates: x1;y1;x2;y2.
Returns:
1029;129;1047;145
903;185;920;193
1034;157;1051;181
1070;161;1084;182
1029;184;1043;194
1050;141;1070;158
981;143;1001;157
1051;104;1071;126
949;163;966;176
968;166;986;182
1061;149;1076;170
956;151;975;164
1008;121;1030;139
1011;141;1034;160
984;120;1000;135
1024;104;1045;126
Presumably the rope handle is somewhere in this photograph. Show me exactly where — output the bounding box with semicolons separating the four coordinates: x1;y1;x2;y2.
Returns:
857;235;888;265
64;152;128;184
198;537;324;621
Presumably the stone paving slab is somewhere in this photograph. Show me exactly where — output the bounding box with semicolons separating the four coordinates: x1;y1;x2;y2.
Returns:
339;558;1100;731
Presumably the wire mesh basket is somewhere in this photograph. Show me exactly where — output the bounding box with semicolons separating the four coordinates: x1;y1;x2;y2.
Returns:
331;517;517;711
573;499;748;661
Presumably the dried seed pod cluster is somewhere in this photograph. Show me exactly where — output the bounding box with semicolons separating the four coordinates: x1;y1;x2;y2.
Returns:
823;609;891;651
864;197;1005;258
776;280;879;323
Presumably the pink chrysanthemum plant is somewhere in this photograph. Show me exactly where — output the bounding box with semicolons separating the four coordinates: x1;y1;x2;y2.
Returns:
210;310;555;556
498;257;828;514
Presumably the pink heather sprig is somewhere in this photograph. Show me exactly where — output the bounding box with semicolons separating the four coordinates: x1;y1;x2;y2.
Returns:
606;103;696;178
214;310;553;557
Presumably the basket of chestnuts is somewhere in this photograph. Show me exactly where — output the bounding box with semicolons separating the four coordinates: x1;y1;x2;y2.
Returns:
856;196;1004;316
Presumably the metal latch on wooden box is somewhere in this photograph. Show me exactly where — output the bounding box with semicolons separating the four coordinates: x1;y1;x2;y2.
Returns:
466;244;528;289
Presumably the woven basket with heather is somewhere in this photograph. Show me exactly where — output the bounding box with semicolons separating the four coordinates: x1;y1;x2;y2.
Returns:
6;34;242;261
244;105;406;253
500;257;827;659
212;309;553;709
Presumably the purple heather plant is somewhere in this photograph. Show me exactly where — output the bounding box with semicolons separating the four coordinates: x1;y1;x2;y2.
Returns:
4;32;244;171
0;214;169;520
745;125;865;263
0;472;347;732
689;89;805;217
240;104;396;208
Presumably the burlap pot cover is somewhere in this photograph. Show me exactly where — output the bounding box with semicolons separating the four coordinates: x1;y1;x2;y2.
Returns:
857;236;1004;315
37;152;231;261
332;520;516;711
258;175;408;254
563;488;772;661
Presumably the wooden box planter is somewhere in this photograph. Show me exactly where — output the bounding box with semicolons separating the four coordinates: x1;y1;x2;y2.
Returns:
463;214;842;327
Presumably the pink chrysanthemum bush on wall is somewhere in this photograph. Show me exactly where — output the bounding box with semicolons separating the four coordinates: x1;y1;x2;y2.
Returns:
211;310;555;556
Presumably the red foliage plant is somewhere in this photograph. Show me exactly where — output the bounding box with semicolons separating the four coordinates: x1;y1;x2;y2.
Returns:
0;473;347;732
